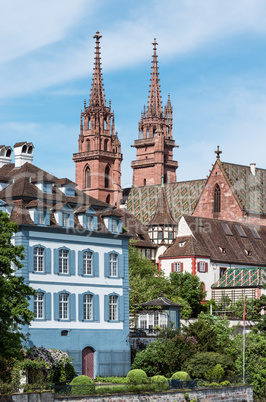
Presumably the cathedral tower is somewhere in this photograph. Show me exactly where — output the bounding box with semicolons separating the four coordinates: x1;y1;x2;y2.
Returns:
73;32;122;206
131;39;178;187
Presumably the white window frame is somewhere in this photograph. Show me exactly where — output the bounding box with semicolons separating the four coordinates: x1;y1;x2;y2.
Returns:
83;294;93;320
59;249;69;274
174;262;181;272
83;251;92;275
199;261;206;272
34;247;44;272
62;213;70;227
37;210;45;225
111;219;118;233
34;292;44;319
109;253;118;277
109;295;118;321
59;293;69;320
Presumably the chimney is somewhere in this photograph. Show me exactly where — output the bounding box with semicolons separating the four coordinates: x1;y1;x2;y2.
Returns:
250;163;256;176
14;142;34;168
0;146;12;167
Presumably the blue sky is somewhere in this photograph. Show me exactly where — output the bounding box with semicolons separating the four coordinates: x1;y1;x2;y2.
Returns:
1;0;266;188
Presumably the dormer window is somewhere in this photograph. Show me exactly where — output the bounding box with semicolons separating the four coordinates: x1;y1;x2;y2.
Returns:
245;249;252;256
112;219;118;233
62;213;70;228
65;188;75;197
38;210;45;225
219;247;226;254
179;241;186;247
86;215;93;230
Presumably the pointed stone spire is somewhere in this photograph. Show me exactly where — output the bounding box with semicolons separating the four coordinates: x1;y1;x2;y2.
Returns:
89;31;106;108
147;39;162;117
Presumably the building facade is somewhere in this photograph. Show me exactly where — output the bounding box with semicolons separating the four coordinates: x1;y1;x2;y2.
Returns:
0;142;131;377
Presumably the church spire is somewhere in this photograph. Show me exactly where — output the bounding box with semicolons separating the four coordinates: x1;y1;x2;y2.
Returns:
89;31;106;108
147;39;162;117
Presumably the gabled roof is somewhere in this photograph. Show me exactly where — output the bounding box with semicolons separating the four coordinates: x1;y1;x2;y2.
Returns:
148;187;176;226
162;215;266;266
127;179;206;225
219;160;266;215
138;295;183;309
212;267;266;288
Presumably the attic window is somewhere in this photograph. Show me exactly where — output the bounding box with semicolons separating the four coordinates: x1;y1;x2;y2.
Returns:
220;222;233;236
235;225;247;238
244;249;252;256
219;247;226;254
179;241;186;247
249;226;261;239
138;234;144;240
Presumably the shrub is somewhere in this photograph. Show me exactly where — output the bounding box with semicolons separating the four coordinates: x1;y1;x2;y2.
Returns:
204;364;224;380
95;376;127;383
171;371;190;381
182;352;235;379
208;382;221;387
70;375;95;395
151;375;169;390
126;369;148;384
220;380;230;387
131;340;168;377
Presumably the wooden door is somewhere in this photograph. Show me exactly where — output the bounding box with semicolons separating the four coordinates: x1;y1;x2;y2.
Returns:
82;347;94;378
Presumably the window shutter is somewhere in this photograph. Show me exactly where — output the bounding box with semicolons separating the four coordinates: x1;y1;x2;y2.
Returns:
104;253;109;277
45;248;51;274
70;294;76;321
28;246;34;272
104;295;109;321
93;216;98;231
180;262;184;272
205;262;208;273
118;220;123;233
108;218;112;232
70;250;75;275
118;254;124;278
58;212;63;227
54;293;59;320
29;295;34;313
33;209;38;224
94;294;100;321
45;210;50;226
54;248;59;274
69;213;74;228
45;292;51;320
171;263;174;273
119;296;124;321
78;251;83;276
94;252;99;277
197;262;200;272
78;294;83;321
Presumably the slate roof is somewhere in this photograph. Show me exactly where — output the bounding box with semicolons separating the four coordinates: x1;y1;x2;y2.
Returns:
127;179;206;225
219;160;266;215
212;267;266;288
162;215;266;266
138;295;183;309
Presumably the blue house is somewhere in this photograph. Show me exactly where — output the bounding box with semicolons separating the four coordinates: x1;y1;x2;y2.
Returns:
0;143;131;378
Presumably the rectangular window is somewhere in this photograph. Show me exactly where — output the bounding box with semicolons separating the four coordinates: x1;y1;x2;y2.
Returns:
145;249;151;259
34;247;44;272
158;230;163;240
109;253;118;277
59;293;69;319
37;211;45;225
83;294;93;320
111;219;118;233
62;213;70;227
139;314;147;329
199;262;206;272
109;295;118;321
174;262;181;272
86;216;93;230
34;292;44;319
83;251;92;275
59;249;69;274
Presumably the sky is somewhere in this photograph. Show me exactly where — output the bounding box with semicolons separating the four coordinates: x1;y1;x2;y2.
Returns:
1;0;266;188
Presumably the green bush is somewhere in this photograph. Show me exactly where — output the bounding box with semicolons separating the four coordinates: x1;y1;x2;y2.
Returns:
208;382;221;387
151;375;169;390
126;369;148;384
0;381;12;394
131;340;168;377
182;352;235;379
171;371;190;381
70;375;95;395
95;376;127;383
220;380;230;387
204;364;224;380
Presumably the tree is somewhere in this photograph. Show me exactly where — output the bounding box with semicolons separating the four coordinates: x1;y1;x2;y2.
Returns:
169;272;206;317
0;211;35;359
129;244;168;312
230;295;266;324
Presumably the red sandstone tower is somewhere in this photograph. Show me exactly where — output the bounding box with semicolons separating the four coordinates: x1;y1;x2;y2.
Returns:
73;32;122;206
131;39;178;187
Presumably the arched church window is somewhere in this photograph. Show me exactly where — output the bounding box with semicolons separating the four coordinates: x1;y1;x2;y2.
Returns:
104;139;108;152
88;119;90;130
104;119;107;130
214;184;221;213
85;166;90;188
105;166;110;189
147;129;149;138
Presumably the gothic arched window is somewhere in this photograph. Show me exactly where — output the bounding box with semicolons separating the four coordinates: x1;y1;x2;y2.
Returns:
105;166;110;188
85;166;90;188
214;184;221;213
